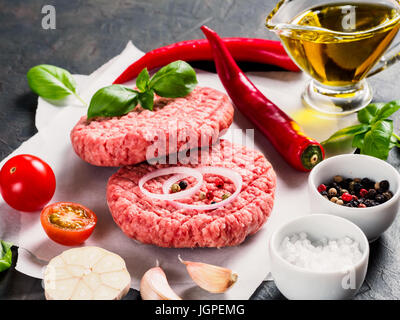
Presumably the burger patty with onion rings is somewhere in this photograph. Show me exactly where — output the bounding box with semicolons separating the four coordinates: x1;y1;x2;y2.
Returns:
106;140;276;248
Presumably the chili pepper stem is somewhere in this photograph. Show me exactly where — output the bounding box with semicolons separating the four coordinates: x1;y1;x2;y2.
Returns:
301;145;324;170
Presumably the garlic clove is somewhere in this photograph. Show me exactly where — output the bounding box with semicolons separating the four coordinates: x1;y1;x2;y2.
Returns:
140;267;182;300
71;280;93;300
179;256;238;293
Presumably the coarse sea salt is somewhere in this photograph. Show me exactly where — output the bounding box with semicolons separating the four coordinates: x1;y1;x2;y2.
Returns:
279;232;363;272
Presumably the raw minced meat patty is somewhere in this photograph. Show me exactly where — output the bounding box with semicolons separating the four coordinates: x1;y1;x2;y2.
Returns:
106;140;276;248
70;86;234;166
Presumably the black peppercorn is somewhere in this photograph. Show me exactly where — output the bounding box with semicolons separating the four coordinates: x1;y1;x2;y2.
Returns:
353;183;362;194
211;201;216;204
361;178;372;189
379;180;390;192
179;180;188;190
343;178;352;188
367;189;376;199
375;194;385;203
364;199;373;207
383;191;393;201
332;182;340;190
350;200;359;207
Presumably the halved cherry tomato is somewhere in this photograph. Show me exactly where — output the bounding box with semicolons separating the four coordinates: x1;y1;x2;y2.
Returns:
0;154;56;212
40;202;97;246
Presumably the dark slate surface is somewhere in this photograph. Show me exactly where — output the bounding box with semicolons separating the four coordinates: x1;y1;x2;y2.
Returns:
0;0;400;300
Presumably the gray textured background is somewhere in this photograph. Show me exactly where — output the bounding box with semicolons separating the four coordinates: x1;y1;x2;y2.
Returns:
0;0;400;300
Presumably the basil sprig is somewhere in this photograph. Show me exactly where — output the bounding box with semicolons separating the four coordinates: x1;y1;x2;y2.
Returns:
0;240;12;272
87;85;139;119
87;60;197;119
322;100;400;160
26;60;197;120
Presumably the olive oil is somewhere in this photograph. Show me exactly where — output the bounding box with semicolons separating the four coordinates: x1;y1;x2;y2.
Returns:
280;2;400;86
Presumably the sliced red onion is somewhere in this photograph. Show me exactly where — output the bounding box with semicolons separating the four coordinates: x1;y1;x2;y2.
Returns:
138;167;203;201
163;166;243;211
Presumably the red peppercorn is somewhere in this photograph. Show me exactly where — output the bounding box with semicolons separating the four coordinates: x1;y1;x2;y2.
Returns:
215;178;224;189
317;184;327;193
352;195;358;201
358;203;366;208
341;193;353;202
359;189;368;197
206;191;214;200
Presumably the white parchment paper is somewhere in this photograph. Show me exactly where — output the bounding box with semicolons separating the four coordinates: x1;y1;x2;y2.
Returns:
0;42;357;299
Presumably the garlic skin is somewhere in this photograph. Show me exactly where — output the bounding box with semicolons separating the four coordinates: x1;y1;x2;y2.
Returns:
140;267;182;300
179;256;238;293
44;247;131;300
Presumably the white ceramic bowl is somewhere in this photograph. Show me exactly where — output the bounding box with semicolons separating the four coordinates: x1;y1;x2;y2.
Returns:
269;214;369;300
308;154;400;241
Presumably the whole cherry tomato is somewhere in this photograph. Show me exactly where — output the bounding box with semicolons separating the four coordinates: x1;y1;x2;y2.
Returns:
40;202;97;246
0;154;56;212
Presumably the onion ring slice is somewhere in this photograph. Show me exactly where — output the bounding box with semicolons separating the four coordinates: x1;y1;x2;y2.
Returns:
163;166;243;211
138;167;203;201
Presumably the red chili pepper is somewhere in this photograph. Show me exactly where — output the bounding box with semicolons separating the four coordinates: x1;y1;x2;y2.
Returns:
113;38;299;84
201;26;324;172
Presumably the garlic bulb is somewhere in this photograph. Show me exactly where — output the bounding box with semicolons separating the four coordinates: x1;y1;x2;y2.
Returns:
179;256;238;293
140;267;182;300
44;247;131;300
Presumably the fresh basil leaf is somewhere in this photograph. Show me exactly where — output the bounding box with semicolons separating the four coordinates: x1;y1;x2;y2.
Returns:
0;240;12;272
87;85;138;119
372;100;400;123
149;60;197;98
321;124;370;146
362;119;393;160
27;64;77;100
357;103;383;124
352;133;365;150
389;134;400;149
136;68;150;92
138;90;154;111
